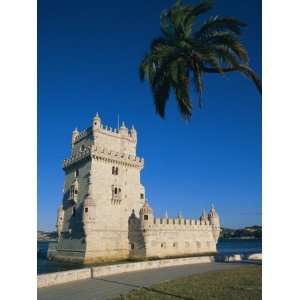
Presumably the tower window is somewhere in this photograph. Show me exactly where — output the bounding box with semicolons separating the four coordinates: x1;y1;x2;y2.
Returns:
144;215;148;220
85;207;88;213
140;193;144;199
114;187;118;194
75;169;79;177
131;243;134;250
112;166;119;175
72;207;76;216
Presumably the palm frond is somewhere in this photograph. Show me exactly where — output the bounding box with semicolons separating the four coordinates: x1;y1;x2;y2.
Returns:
190;61;204;107
172;62;192;119
195;16;246;39
236;65;262;93
203;32;249;63
152;76;171;118
187;0;214;17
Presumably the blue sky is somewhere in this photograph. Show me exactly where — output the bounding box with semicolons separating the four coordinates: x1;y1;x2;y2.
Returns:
38;0;261;231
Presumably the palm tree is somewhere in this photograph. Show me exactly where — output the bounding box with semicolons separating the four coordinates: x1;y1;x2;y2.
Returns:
139;0;262;120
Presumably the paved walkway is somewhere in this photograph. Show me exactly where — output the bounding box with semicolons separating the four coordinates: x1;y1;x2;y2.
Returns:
38;262;242;300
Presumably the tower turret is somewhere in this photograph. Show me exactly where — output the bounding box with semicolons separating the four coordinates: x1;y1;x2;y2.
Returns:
72;128;79;148
82;173;96;236
200;209;209;225
56;205;64;238
139;200;153;228
92;112;101;130
130;125;137;141
208;205;221;241
208;205;220;227
119;121;128;135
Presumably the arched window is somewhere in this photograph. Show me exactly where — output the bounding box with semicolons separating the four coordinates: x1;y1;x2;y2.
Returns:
161;243;166;248
112;166;119;175
131;243;134;250
144;215;148;220
75;169;79;177
85;207;88;213
114;187;118;194
72;206;76;216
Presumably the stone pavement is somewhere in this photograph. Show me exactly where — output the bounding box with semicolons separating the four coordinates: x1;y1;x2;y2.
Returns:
38;262;242;300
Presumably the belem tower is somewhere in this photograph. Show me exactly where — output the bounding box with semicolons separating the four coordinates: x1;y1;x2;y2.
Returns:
49;113;221;263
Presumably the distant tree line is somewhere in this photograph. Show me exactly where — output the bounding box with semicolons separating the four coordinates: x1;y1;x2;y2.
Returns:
220;226;262;239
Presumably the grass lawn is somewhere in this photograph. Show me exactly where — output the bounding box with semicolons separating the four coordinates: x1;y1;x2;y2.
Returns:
114;265;261;300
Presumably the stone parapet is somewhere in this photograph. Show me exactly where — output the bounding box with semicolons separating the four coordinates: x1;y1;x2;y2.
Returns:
38;256;214;288
152;217;211;227
73;124;136;144
38;268;91;288
73;127;92;143
63;147;91;169
63;145;144;170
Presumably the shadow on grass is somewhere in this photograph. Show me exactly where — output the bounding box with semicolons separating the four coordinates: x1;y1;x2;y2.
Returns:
94;277;198;300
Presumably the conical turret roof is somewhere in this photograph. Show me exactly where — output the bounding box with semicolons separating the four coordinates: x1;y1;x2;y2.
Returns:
139;200;153;215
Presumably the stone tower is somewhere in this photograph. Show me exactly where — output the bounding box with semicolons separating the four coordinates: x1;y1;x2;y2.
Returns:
50;113;146;263
49;113;221;263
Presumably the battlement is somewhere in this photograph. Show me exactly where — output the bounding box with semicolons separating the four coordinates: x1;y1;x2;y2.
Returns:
133;216;216;231
72;115;137;146
63;146;91;169
153;217;210;226
73;127;92;143
63;145;144;170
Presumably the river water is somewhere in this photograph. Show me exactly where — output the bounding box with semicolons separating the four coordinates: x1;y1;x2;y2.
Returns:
37;238;262;275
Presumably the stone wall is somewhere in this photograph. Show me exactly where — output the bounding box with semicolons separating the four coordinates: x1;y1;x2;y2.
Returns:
129;210;220;259
38;268;91;288
38;256;214;288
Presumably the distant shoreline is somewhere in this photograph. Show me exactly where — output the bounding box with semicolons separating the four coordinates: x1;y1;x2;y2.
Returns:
219;237;261;240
